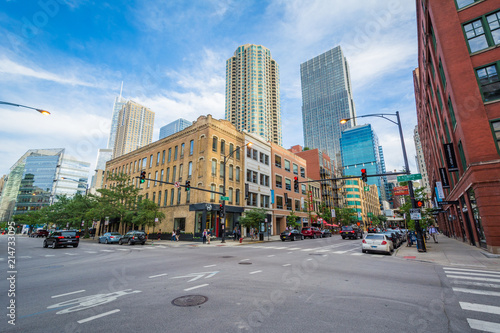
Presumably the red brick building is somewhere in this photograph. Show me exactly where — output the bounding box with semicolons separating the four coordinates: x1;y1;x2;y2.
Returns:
415;0;500;253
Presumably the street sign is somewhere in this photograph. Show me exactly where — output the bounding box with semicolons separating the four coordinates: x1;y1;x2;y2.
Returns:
438;200;459;205
410;208;421;220
220;196;229;201
397;174;422;182
155;218;159;223
174;181;180;188
364;186;369;192
393;186;409;196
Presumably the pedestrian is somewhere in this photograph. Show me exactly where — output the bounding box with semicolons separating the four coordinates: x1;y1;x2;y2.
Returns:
429;225;438;243
237;228;241;241
250;227;254;241
202;229;207;244
157;229;162;241
207;229;211;244
171;230;176;241
176;228;180;241
233;227;237;241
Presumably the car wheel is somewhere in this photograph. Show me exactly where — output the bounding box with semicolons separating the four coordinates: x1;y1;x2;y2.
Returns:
342;236;345;239
43;240;48;248
362;249;366;253
128;239;133;245
141;242;145;245
119;240;123;245
313;234;317;239
51;241;57;249
73;244;78;248
98;238;101;243
105;239;109;244
282;239;286;242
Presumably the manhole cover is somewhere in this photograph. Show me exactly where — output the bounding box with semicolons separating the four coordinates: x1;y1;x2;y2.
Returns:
221;256;234;258
239;262;252;265
172;295;208;307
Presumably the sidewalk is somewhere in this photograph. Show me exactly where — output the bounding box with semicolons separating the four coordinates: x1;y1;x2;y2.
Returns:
394;233;500;270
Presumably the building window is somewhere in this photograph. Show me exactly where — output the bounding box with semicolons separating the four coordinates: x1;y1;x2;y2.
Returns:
220;161;225;178
163;190;168;207
142;157;147;169
438;58;446;89
235;189;240;205
174;146;178;160
229;143;234;156
276;196;283;209
284;160;290;172
149;155;153;168
293;164;298;175
261;195;269;208
180;143;185;158
275;175;282;188
221;140;225;155
235;167;240;182
488;11;500;46
301;184;306;195
188;162;192;178
448;97;457;128
168;148;172;162
157;152;160;165
178;164;183;181
247;192;258;207
252;149;258;160
211;184;216;202
464;19;488;53
228;188;233;204
229;165;233;180
476;63;500;102
152;192;156;204
212;137;218;152
189;140;194;155
300;167;305;177
177;188;181;205
456;0;479;9
236;147;240;160
160;169;164;185
172;166;177;182
275;155;281;168
285;178;291;191
295;199;300;211
147;173;151;188
162;150;165;164
458;140;467;171
154;171;158;186
212;159;217;176
260;174;269;186
186;188;191;203
490;120;500;155
170;189;174;206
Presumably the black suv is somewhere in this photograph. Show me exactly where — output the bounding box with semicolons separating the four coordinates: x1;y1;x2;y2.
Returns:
340;226;363;239
119;231;146;245
43;230;79;248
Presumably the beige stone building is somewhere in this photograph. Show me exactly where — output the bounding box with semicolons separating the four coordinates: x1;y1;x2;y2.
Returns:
342;179;380;229
114;100;155;158
102;115;246;238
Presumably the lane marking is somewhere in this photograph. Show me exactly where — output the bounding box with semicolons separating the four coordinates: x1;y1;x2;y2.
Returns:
267;255;275;257
467;318;500;333
444;267;500;274
149;273;168;279
274;247;287;249
460;302;500;315
52;290;86;298
282;264;291;267
451;280;500;289
184;284;209;291
307;258;313;261
77;309;120;324
156;245;166;248
447;275;500;283
100;250;114;252
249;270;262;275
351;253;363;256
85;251;98;254
333;251;347;254
19;256;32;259
301;248;316;252
315;249;330;253
116;249;128;251
204;264;217;267
240;259;250;262
289;248;301;251
64;253;77;256
445;271;500;278
45;255;55;257
453;287;500;297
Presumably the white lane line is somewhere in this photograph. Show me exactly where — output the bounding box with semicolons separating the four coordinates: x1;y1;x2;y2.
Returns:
77;309;120;324
445;271;500;278
460;302;500;315
282;264;291;267
149;273;168;279
371;255;385;258
116;249;128;251
289;248;301;250
267;255;275;257
453;287;500;297
45;255;55;257
0;258;4;261
333;251;347;254
451;280;500;289
64;253;77;256
467;318;500;333
447;275;500;283
85;251;98;254
250;270;262;275
307;258;313;261
274;247;287;249
314;249;330;253
301;248;316;252
184;284;209;291
19;256;32;259
100;250;114;252
52;290;86;298
351;253;363;256
240;259;250;262
444;267;500;275
204;264;217;267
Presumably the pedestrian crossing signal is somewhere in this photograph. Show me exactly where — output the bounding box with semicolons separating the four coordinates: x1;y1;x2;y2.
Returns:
416;200;424;208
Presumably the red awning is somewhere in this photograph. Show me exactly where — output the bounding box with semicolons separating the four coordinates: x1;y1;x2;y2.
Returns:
330;224;339;227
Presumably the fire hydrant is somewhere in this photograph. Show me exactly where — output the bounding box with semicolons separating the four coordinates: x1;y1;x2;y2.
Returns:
239;237;243;243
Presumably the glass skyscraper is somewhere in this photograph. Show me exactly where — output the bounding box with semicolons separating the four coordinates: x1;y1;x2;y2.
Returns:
301;46;356;166
159;118;192;140
225;44;282;145
340;124;385;203
108;94;127;153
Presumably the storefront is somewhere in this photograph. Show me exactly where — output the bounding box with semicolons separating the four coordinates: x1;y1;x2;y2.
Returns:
190;203;244;238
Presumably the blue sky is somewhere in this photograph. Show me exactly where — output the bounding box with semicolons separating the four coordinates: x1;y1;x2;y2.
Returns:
0;0;418;178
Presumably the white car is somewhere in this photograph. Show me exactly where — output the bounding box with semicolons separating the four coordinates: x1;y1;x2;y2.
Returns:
362;234;393;255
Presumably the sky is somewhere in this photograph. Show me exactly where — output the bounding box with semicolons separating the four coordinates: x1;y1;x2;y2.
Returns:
0;0;418;178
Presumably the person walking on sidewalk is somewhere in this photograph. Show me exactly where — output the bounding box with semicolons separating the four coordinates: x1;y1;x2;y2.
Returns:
429;225;438;243
202;229;207;244
175;228;180;241
171;230;176;241
157;229;162;241
207;229;211;244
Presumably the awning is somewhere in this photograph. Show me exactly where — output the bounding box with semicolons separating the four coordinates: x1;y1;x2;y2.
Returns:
331;224;339;227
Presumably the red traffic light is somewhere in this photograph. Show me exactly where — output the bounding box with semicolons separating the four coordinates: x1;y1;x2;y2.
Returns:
416;200;424;207
361;169;366;173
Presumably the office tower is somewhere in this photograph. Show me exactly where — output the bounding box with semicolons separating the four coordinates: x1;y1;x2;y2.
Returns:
340;124;383;203
378;146;390;203
0;149;90;222
225;44;282;145
301;45;356;166
89;148;113;193
415;0;500;252
113;100;155;158
413;126;431;199
108;83;126;153
159;118;192;140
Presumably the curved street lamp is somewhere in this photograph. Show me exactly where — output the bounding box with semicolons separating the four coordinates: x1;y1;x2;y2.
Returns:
0;101;51;115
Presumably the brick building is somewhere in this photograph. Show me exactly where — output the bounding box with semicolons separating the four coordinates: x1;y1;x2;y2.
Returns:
415;0;500;253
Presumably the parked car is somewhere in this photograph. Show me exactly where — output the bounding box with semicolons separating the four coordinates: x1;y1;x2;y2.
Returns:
119;231;146;245
320;229;332;237
280;229;304;241
301;227;323;239
381;231;400;248
30;229;49;238
43;230;79;249
98;232;123;244
362;234;393;255
367;226;379;233
340;226;363;239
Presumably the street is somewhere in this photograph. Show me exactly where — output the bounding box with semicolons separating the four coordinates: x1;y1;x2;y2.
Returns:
2;235;499;332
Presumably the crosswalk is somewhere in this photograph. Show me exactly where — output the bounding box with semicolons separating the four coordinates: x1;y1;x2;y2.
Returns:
445;267;500;332
246;245;387;257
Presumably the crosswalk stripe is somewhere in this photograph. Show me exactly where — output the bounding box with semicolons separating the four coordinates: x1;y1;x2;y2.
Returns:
453;287;500;297
274;247;287;249
445;271;500;278
351;253;363;256
444;267;500;275
100;250;114;252
460;302;500;315
315;249;330;253
333;251;347;254
451;280;500;289
85;251;98;254
289;248;301;250
467;318;500;333
301;248;316;252
447;275;500;283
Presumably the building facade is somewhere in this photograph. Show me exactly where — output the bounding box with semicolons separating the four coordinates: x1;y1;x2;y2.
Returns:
413;125;432;201
225;44;282;146
159;118;193;140
114;100;155;158
415;0;500;253
301;45;357;166
107;93;127;153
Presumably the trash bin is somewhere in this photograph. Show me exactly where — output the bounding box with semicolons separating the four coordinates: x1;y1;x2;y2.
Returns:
259;233;264;241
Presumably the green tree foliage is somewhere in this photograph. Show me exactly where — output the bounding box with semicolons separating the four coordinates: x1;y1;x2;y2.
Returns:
335;207;357;225
286;211;301;229
130;198;166;228
239;208;268;229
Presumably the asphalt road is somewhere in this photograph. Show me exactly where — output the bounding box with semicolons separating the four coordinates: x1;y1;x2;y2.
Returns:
1;234;499;332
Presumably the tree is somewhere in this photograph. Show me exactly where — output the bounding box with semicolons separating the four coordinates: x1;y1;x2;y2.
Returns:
286;211;301;229
131;198;166;230
239;208;268;229
335;207;357;225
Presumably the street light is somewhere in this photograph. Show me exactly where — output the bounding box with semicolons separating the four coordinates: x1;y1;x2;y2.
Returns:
0;101;51;115
340;111;426;251
221;141;252;243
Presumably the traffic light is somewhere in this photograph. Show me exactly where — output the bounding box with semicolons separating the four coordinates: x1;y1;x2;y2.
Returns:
293;176;299;191
140;171;146;183
416;200;424;208
361;169;367;182
219;202;225;218
185;180;190;191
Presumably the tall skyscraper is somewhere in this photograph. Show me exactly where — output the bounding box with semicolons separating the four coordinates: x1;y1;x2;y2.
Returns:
340;124;384;204
113;100;155;158
225;44;282;145
301;46;356;166
108;83;126;152
413;126;431;199
159;118;192;140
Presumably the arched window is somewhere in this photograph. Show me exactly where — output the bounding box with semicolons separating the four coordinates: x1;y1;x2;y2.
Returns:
212;136;218;152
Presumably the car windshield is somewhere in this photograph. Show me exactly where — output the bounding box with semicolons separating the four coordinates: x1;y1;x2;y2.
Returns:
366;234;384;240
342;227;353;231
301;228;310;231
